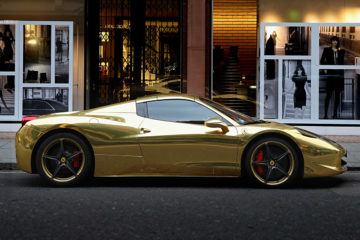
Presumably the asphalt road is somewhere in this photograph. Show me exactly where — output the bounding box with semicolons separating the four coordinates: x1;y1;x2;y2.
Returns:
1;172;360;240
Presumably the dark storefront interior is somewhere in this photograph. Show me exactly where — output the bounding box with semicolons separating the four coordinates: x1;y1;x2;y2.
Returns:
86;0;181;108
86;0;258;116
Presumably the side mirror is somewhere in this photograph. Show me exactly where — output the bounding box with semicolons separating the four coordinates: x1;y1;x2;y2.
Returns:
205;118;229;134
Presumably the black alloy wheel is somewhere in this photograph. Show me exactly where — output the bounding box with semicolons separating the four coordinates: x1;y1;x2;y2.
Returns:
35;132;93;186
245;137;300;187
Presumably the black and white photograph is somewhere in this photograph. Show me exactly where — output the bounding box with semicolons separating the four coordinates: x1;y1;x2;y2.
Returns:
319;26;360;65
264;60;278;119
264;26;311;56
23;25;51;83
319;69;359;120
55;26;69;83
0;75;14;115
0;24;15;72
23;87;68;115
282;60;311;119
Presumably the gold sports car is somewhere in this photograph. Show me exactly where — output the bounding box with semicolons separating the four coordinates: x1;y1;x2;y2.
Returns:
16;94;347;187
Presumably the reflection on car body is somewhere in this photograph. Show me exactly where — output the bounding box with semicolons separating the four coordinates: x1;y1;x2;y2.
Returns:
16;94;346;187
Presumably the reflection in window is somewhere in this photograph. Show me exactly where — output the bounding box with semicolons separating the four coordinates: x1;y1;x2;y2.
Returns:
264;26;311;56
24;25;51;83
23;87;68;115
282;60;311;119
319;70;359;120
0;75;15;115
147;100;226;124
264;60;278;119
55;26;69;83
319;26;360;65
0;24;15;72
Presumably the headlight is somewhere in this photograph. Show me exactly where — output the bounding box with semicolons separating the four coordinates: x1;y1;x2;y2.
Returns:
295;127;338;145
295;127;316;138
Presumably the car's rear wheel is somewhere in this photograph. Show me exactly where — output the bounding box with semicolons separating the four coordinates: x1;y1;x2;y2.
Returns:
35;132;93;186
244;137;299;187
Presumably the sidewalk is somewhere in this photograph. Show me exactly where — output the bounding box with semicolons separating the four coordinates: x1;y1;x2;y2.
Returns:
1;133;360;170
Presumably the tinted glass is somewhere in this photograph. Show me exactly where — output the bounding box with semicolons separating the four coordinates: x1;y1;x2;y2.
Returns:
147;100;229;124
136;102;147;117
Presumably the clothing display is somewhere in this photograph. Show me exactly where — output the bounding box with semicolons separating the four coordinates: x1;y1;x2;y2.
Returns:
292;75;307;108
320;47;345;91
320;46;345;119
265;36;275;79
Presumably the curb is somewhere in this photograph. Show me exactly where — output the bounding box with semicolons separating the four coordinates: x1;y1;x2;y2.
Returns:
0;163;19;170
348;166;360;171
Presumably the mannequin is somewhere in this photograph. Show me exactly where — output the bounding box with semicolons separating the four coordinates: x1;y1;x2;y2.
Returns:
265;31;277;79
291;61;309;119
320;36;345;119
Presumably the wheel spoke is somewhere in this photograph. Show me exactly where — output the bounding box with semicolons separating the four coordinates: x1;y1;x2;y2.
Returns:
265;167;274;182
264;143;273;160
59;139;65;155
252;160;267;166
52;164;62;178
67;151;82;162
44;155;59;162
65;162;77;176
275;151;289;162
275;165;289;177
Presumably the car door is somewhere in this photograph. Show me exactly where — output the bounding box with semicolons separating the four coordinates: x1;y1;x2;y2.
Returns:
137;99;239;176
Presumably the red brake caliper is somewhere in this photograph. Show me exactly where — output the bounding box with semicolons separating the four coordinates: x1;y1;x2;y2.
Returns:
255;150;264;175
73;150;80;169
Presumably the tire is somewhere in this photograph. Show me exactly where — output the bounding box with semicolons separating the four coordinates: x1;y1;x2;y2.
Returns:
35;132;93;187
244;137;299;187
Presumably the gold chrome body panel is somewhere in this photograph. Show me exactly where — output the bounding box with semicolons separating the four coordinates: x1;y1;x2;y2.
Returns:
16;94;346;178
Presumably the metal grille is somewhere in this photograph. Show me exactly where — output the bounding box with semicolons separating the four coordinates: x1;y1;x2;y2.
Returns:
97;0;181;106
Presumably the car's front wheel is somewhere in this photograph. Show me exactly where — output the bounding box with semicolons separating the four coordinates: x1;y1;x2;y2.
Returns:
35;132;93;186
244;137;300;187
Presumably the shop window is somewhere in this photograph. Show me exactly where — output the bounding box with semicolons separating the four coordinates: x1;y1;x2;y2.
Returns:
320;26;360;65
0;21;73;121
23;87;68;115
55;26;70;83
24;25;51;83
264;26;311;56
260;23;360;124
264;60;278;119
282;60;311;119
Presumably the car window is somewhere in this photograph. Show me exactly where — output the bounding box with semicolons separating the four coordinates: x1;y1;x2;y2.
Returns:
146;99;231;125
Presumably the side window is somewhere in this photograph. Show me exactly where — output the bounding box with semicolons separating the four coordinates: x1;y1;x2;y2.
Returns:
146;99;231;125
136;102;148;117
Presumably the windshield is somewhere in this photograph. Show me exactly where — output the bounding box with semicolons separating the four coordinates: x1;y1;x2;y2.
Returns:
200;97;260;125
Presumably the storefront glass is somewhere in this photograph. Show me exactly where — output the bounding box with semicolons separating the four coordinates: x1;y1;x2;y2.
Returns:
0;24;16;118
0;21;73;121
260;23;360;124
91;0;181;108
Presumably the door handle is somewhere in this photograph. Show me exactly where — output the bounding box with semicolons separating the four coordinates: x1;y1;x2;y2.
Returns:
140;128;151;134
